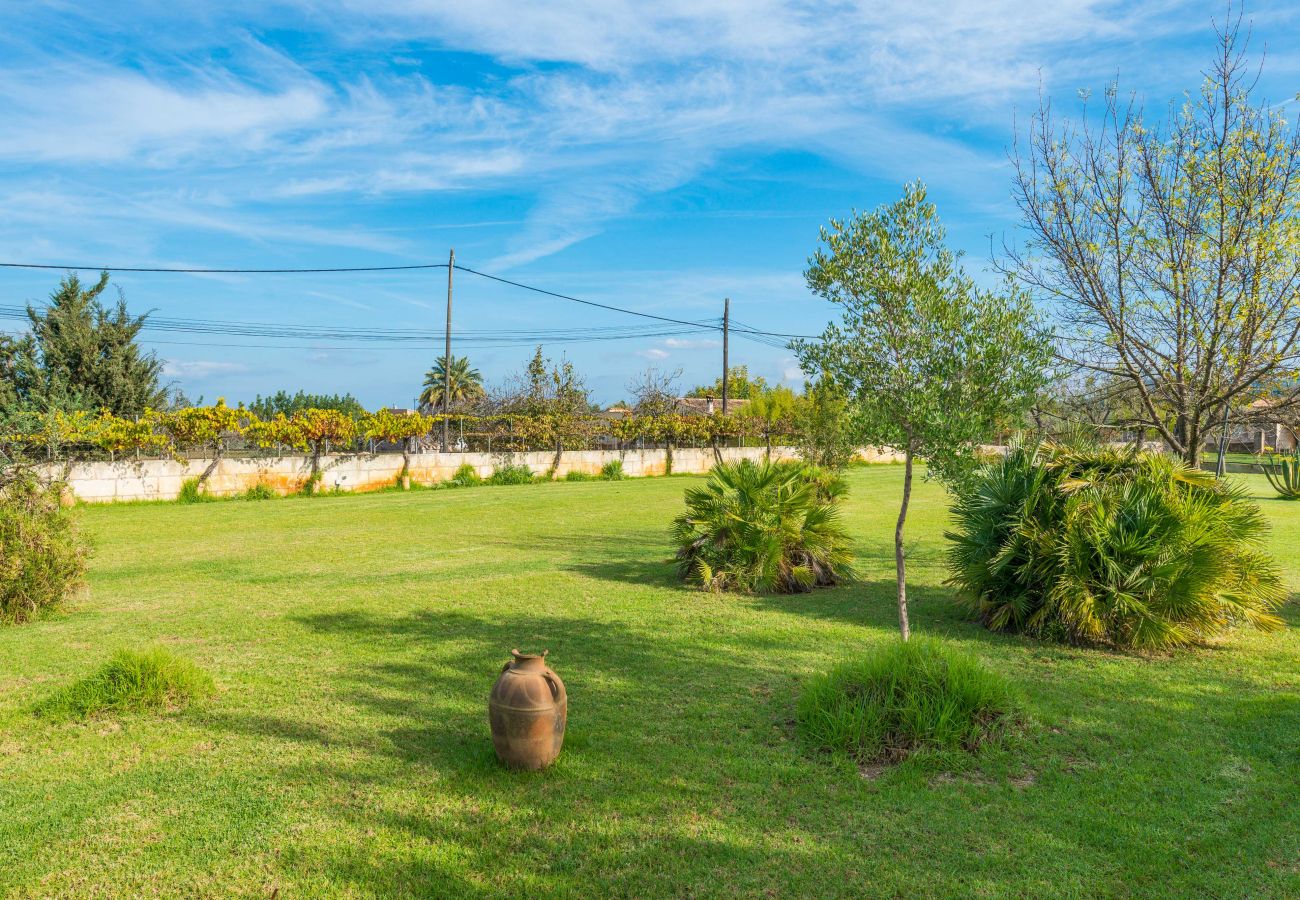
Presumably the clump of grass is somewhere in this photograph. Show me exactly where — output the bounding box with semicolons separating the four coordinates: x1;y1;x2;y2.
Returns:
564;470;598;482
600;460;625;480
177;478;214;504
36;648;214;721
445;463;482;488
243;482;276;501
797;638;1019;764
486;464;535;486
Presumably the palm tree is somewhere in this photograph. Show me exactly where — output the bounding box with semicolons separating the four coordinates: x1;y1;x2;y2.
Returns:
420;355;485;410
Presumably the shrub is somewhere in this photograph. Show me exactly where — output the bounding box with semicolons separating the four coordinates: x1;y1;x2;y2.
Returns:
243;482;276;501
564;470;598;482
446;463;482;488
35;648;214;721
600;460;625;480
671;459;853;593
797;638;1018;762
946;441;1287;650
486;464;535;486
0;469;89;624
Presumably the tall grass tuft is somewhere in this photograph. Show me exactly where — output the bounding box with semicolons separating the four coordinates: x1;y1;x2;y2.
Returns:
1;469;89;624
242;482;276;501
36;648;214;721
671;459;852;593
446;463;482;488
600;460;625;480
486;464;535;486
946;440;1288;650
797;638;1019;762
177;478;213;504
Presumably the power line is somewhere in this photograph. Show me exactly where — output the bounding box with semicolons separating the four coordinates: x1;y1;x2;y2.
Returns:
0;256;817;340
451;264;718;330
0;262;449;274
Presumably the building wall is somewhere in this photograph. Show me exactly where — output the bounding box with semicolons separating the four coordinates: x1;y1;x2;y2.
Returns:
45;445;908;503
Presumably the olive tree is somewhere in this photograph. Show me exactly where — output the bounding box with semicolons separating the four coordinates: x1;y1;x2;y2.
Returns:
795;182;1051;640
1004;18;1300;466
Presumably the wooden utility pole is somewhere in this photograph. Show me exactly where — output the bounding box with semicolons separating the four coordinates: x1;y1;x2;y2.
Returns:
721;297;730;414
442;248;454;453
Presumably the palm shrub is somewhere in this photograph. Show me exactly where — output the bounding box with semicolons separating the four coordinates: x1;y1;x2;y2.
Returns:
1262;447;1300;500
946;441;1287;650
1;468;89;624
797;638;1019;762
671;459;852;593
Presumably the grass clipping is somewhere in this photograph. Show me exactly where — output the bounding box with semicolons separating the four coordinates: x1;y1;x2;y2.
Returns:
797;638;1019;764
36;648;214;721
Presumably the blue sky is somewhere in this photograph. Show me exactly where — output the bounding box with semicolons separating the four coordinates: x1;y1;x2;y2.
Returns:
2;1;1298;407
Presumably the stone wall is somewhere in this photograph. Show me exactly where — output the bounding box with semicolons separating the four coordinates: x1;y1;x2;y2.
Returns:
44;445;906;503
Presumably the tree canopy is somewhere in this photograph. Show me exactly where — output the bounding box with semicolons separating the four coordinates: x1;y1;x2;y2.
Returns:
795;181;1051;639
2;272;166;419
1005;19;1300;465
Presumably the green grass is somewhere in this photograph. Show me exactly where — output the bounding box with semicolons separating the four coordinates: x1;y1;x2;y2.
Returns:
35;647;214;721
0;469;1297;896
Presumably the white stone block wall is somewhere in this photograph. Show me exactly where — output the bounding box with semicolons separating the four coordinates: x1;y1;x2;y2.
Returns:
41;444;905;503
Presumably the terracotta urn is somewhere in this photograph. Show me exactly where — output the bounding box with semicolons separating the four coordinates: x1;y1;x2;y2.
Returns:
488;649;567;770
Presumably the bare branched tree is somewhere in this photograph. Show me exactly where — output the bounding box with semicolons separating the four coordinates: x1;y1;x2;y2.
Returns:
627;367;682;418
1003;12;1300;466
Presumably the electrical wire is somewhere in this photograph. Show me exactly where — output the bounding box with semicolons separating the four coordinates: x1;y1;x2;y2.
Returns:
451;264;718;330
0;256;818;341
0;262;449;274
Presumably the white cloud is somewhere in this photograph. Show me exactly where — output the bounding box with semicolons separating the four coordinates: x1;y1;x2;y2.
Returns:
0;0;1273;269
636;347;670;360
663;337;721;349
162;359;249;378
0;70;326;164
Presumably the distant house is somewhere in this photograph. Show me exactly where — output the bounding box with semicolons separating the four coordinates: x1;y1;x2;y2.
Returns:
1203;399;1297;453
674;396;750;415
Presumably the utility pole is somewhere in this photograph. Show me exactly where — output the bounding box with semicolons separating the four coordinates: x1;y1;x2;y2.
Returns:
721;297;730;415
442;248;454;453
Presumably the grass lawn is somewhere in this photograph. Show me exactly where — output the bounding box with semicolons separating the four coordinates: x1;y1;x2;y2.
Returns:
1;468;1297;897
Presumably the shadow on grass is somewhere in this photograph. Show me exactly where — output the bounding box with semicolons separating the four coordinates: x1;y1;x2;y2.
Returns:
189;600;1300;896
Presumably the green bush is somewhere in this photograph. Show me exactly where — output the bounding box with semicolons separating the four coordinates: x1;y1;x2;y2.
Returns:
600;460;625;480
486;464;535;486
564;470;598;482
671;459;853;593
797;638;1018;762
946;441;1287;650
0;469;89;624
243;482;276;501
36;648;214;721
446;463;482;488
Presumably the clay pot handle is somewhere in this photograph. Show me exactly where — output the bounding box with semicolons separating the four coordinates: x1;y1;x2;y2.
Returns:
542;671;561;700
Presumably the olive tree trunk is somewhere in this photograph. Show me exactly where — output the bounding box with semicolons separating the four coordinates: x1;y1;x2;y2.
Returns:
894;447;913;641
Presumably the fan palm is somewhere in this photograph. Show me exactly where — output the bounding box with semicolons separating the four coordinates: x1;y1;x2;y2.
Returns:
671;459;853;593
420;355;485;410
946;440;1287;650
